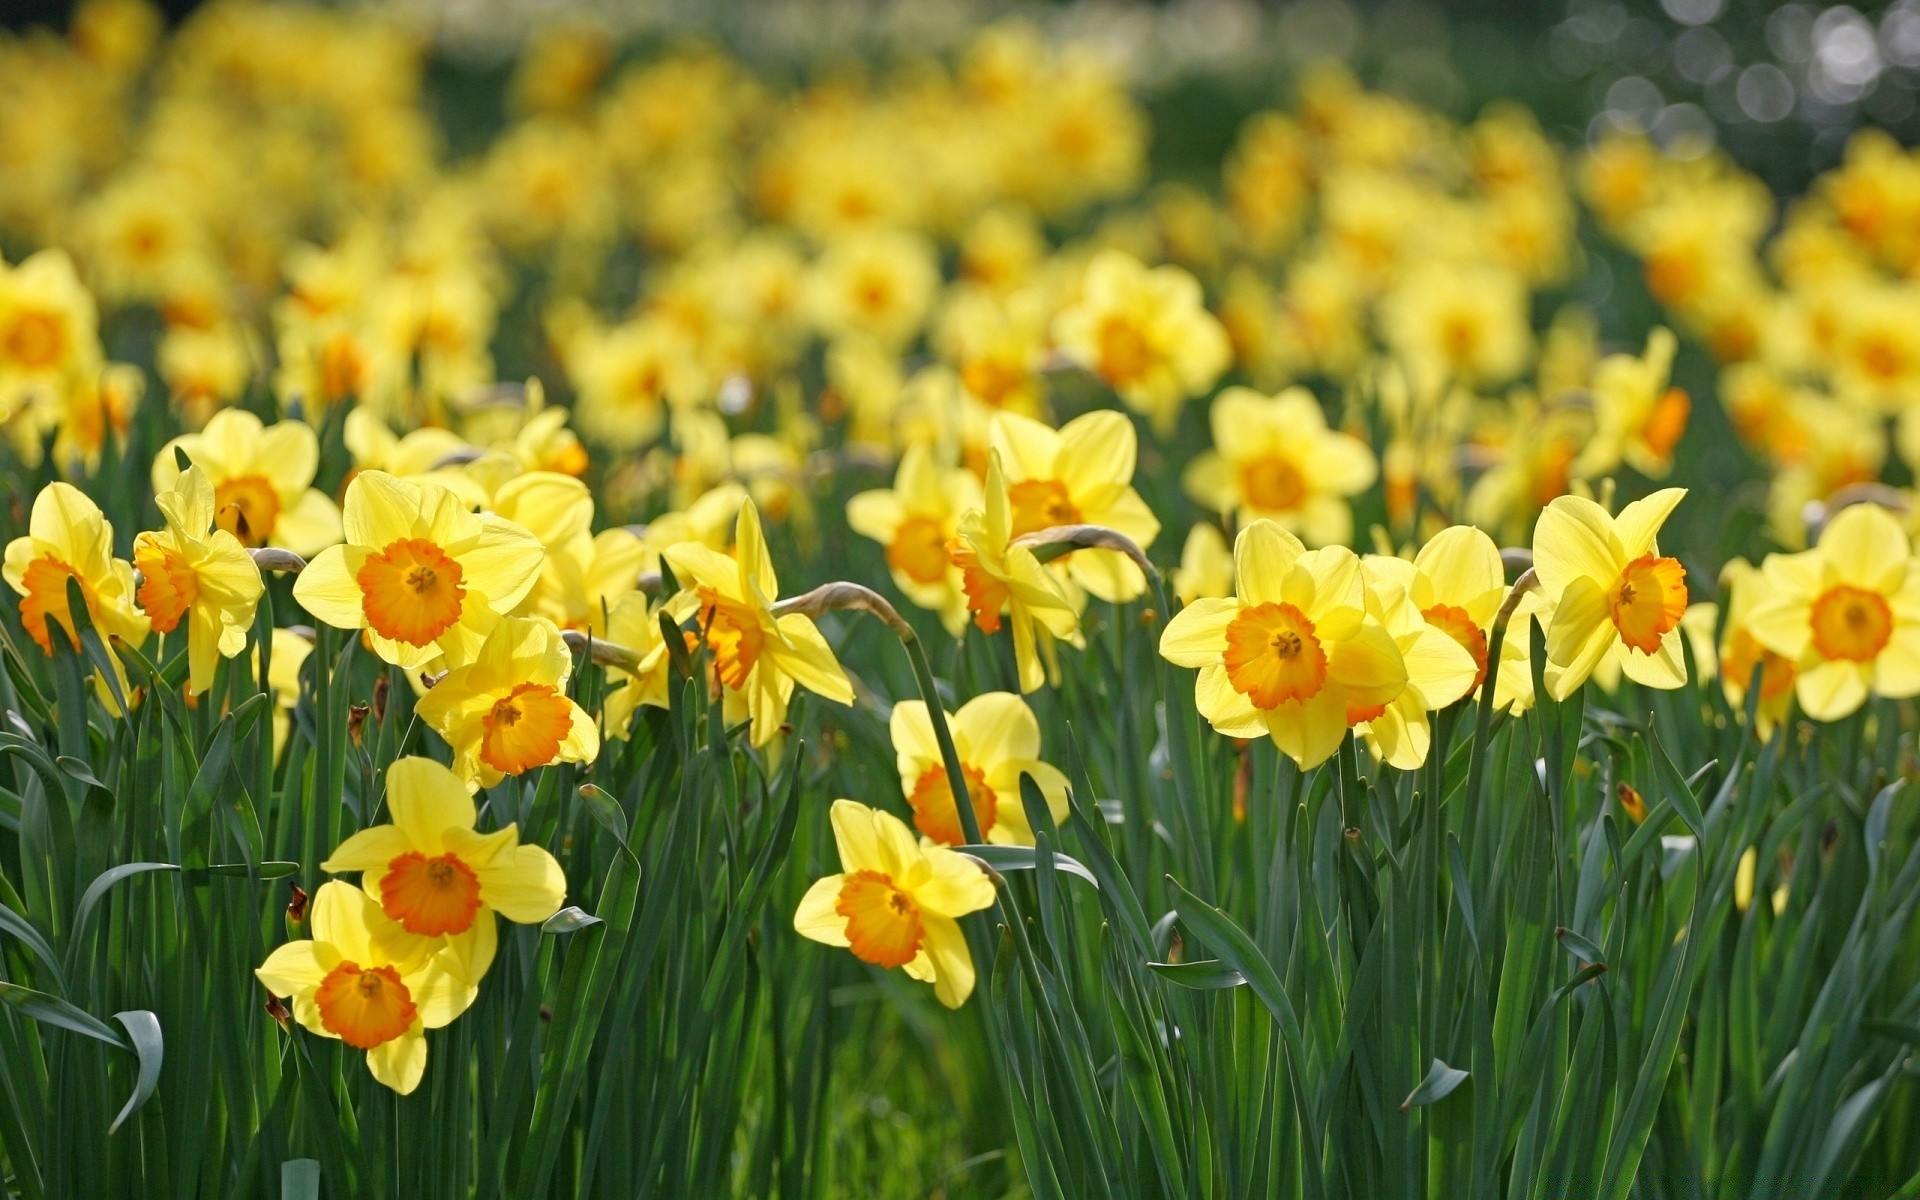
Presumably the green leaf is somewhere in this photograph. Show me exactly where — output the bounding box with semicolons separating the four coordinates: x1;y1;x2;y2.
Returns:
955;844;1101;889
0;981;127;1048
1146;959;1246;989
280;1158;321;1200
107;1010;162;1134
1401;1059;1469;1111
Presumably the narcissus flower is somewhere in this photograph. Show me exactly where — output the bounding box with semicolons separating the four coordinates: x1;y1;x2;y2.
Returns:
661;499;855;747
1706;559;1798;735
1530;488;1690;700
293;471;545;670
990;410;1160;604
152;408;343;556
1575;327;1691;479
1051;249;1229;433
947;455;1083;693
323;756;566;980
3;482;148;708
1171;522;1235;606
1181;387;1377;547
413;617;600;789
1159;519;1406;770
1356;556;1482;769
889;692;1071;846
1403;524;1511;700
255;881;478;1095
793;799;996;1009
1747;502;1920;721
847;443;981;635
599;590;698;737
132;466;264;695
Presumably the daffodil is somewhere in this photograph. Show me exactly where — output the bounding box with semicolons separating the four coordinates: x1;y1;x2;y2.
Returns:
1706;559;1796;735
1575;328;1691;479
1159;519;1406;770
3;482;148;709
1530;488;1690;700
292;471;545;670
660;498;855;747
321;755;565;985
1403;523;1511;701
413;617;599;789
1051;249;1229;433
846;443;981;635
131;466;264;695
1181;387;1377;547
255;881;478;1095
1172;523;1235;606
889;692;1070;846
1746;502;1920;721
600;590;697;738
990;410;1160;604
152;408;342;556
1356;555;1481;768
947;455;1083;694
793;799;996;1009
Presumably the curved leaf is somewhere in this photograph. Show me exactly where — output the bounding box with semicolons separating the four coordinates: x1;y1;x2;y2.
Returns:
108;1010;163;1134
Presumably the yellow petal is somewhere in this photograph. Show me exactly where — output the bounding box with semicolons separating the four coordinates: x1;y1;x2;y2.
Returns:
255;939;330;997
1159;597;1238;667
1057;409;1137;498
292;546;369;630
1533;495;1623;597
923;914;976;1008
1544;576;1615;700
1818;502;1909;594
384;757;476;851
365;1027;428;1095
951;692;1039;769
1797;658;1870;721
794;874;851;946
474;842;567;924
1234;519;1306;607
915;846;997;916
321;824;413;876
1612;487;1686;559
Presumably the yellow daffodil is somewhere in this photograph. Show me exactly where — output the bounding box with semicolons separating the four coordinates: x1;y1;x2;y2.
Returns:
1182;387;1377;547
132;466;264;695
1708;559;1798;735
486;470;643;634
1530;488;1691;700
990;410;1160;604
1747;502;1920;721
947;454;1083;694
1159;519;1406;770
660;499;855;747
1575;328;1691;480
889;692;1070;846
263;627;313;761
293;471;545;670
323;755;565;984
1403;524;1511;701
847;443;981;635
793;799;996;1009
413;617;599;789
600;590;698;738
152;408;343;556
1356;555;1483;768
4;482;148;709
1172;523;1235;606
255;881;478;1095
1051;249;1229;433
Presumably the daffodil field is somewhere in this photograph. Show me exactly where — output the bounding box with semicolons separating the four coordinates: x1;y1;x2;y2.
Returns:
9;0;1920;1196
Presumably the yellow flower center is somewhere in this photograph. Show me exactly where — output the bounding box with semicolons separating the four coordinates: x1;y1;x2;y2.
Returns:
358;538;468;647
314;961;417;1050
480;682;575;776
1422;603;1489;692
949;540;1009;634
697;587;766;691
1609;554;1688;655
214;475;283;547
908;763;996;846
1223;601;1328;709
1096;316;1154;387
318;333;366;404
134;541;198;635
836;869;923;968
1858;333;1908;383
1643;387;1690;462
887;516;951;586
2;310;65;370
1439;313;1482;367
1810;583;1894;663
18;555;94;655
1240;455;1307;513
1007;479;1081;538
381;850;485;937
1722;626;1798;701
